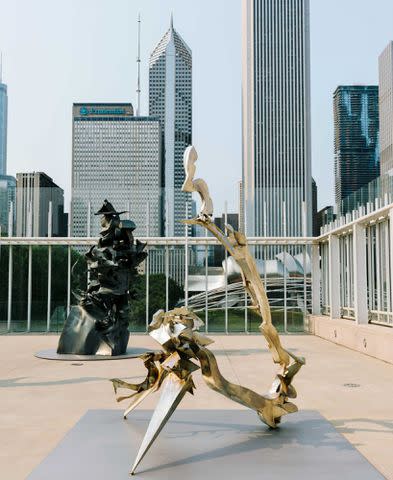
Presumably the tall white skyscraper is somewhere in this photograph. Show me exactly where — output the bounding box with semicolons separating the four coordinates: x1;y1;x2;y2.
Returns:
242;0;312;238
71;104;162;237
379;41;393;176
149;16;192;236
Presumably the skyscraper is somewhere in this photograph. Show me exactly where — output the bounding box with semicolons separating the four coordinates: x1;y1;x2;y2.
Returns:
334;86;380;206
0;57;13;235
71;104;162;237
16;172;65;237
0;56;8;176
379;41;393;176
0;175;15;235
242;0;312;238
149;16;192;236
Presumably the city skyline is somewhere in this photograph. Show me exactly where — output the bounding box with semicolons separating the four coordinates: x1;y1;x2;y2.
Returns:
1;0;393;216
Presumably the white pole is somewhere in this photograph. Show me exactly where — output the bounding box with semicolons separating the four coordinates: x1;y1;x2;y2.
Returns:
205;244;209;333
224;201;228;334
27;244;32;332
145;201;150;330
66;201;71;316
184;202;189;307
283;202;287;332
47;201;52;331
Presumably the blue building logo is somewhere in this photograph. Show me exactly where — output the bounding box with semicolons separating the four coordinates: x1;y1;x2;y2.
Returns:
79;106;126;116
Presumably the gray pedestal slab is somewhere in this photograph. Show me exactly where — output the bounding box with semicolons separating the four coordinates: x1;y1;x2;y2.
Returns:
27;409;385;479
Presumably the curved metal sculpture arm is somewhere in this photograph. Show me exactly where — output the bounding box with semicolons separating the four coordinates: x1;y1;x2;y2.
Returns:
195;346;297;428
185;216;291;369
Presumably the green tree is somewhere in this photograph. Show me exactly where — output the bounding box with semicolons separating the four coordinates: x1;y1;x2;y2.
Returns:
129;273;184;329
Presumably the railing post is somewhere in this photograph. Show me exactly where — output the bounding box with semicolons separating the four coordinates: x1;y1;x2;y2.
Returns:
47;201;52;332
7;244;12;332
205;244;209;333
389;209;393;322
66;201;71;316
184;202;189;307
311;243;321;315
145;201;150;331
353;223;368;324
27;245;32;332
224;201;228;334
165;244;169;312
328;234;340;319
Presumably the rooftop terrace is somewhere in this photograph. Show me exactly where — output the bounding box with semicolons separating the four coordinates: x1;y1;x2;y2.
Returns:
1;333;392;479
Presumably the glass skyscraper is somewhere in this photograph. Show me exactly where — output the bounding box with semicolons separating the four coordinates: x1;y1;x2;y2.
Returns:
0;175;15;235
334;86;380;207
149;16;192;236
71;103;162;237
242;0;312;238
0;72;7;176
379;41;393;176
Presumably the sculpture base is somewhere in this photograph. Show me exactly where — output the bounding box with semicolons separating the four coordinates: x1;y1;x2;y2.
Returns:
57;305;130;356
34;347;149;361
27;409;384;479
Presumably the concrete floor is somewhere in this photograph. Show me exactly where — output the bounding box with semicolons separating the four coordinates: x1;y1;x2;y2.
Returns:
0;333;392;480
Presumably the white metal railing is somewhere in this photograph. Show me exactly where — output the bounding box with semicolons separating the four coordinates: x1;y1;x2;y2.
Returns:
2;200;393;332
317;201;393;327
0;236;313;334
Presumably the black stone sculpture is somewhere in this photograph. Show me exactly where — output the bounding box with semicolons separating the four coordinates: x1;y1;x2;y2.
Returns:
57;200;147;356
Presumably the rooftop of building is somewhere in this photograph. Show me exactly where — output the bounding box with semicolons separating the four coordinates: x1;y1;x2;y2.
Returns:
1;333;392;479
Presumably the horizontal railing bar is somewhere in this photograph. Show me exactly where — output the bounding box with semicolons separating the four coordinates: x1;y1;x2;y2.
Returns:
0;236;316;246
317;202;393;241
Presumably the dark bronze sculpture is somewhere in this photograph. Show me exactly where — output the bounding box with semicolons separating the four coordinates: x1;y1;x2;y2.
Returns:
57;200;147;356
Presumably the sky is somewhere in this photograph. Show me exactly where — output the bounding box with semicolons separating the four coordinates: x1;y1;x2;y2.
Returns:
0;0;393;216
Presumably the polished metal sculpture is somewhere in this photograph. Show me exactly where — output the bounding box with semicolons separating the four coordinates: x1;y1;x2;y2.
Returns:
57;200;147;356
111;147;305;474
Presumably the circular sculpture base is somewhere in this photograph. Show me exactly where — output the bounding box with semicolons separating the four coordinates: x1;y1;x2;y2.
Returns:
34;347;150;361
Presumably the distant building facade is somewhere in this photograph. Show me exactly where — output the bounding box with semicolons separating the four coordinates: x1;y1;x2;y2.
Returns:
238;180;244;233
312;178;318;236
242;0;312;238
0;174;15;235
0;69;12;235
149;16;192;236
0;74;7;176
315;206;335;234
16;172;65;237
334;86;380;207
71;103;162;237
379;41;393;176
213;213;239;266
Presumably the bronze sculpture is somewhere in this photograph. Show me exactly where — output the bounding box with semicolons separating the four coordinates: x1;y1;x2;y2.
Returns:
110;147;305;474
57;200;147;356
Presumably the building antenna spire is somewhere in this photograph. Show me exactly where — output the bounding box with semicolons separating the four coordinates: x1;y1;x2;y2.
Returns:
170;12;174;30
136;12;141;116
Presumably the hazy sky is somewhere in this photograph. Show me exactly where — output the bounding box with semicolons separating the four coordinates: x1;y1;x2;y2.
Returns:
0;0;393;215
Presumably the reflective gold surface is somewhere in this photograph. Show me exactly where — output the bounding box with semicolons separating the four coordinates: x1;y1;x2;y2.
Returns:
110;146;305;475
